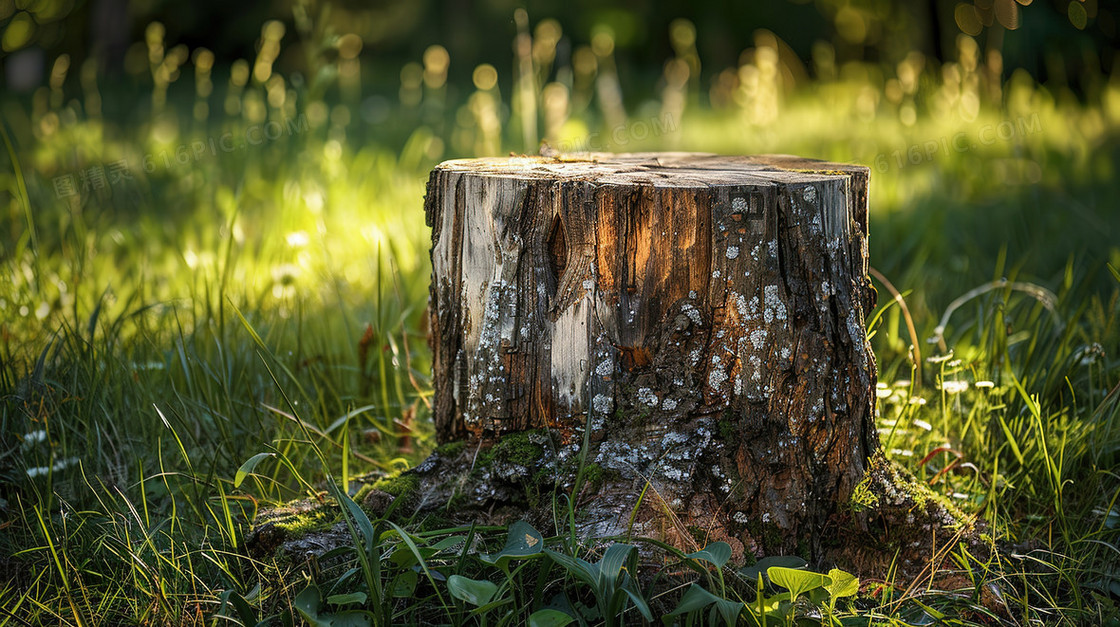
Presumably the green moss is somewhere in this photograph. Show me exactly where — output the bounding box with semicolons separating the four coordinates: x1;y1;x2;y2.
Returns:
273;508;336;536
434;440;467;458
578;462;606;490
488;430;545;467
352;482;377;504
869;455;969;527
846;471;880;512
372;472;420;498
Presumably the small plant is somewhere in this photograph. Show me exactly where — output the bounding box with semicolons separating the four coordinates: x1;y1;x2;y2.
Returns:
660;556;861;626
444;520;553;626
544;542;653;627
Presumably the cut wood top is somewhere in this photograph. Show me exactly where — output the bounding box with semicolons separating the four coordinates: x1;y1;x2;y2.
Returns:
432;152;868;188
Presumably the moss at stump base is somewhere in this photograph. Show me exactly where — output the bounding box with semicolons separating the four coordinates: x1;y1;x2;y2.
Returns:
246;431;990;589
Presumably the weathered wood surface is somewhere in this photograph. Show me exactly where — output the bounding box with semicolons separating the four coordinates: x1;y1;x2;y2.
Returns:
424;152;881;554
427;152;874;432
247;153;985;584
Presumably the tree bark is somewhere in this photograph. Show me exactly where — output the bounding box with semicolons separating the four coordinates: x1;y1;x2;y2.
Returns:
424;153;880;556
248;153;985;583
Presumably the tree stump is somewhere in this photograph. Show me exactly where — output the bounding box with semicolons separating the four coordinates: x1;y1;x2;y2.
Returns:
248;153;984;581
425;152;878;546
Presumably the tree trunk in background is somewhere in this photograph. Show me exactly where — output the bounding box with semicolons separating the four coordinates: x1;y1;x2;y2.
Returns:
423;153;881;557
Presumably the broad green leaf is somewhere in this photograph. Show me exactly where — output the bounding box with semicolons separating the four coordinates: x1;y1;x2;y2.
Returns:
481;520;545;566
326;592;367;606
544;549;599;589
711;598;744;626
390;544;437;568
807;587;830;606
621;581;654;621
335;483;375;555
294;585;330;627
391;570;418;597
597;543;636;591
664;583;720;619
234;452;273;487
384;520;451;607
685;541;732;568
217;589;257;625
529;608;575;627
825;568;859;599
767;566;829;601
738;556;808;582
294;585;322;617
447;574;499;606
469;596;514;616
759;591;790;613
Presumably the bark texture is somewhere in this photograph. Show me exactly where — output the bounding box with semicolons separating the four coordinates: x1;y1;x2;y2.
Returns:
424;153;881;557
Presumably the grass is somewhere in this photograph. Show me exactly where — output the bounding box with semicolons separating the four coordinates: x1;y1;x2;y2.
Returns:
1;13;1119;626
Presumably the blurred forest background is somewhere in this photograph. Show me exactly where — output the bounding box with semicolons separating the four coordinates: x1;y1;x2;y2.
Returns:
3;0;1116;152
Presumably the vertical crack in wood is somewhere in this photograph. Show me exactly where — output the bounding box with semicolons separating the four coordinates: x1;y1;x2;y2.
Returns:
546;212;567;292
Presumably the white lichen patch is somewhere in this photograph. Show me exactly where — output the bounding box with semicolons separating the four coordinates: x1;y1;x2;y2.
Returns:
661;431;689;447
588;414;606;432
661;398;679;411
748;354;763;382
708;362;728;390
592;394;612;414
681;303;702;326
733;292;751;319
731;196;748;212
689;348;702;365
749;328;767;350
847;316;866;355
596;441;641;469
764;285;787;323
802;186;817;204
726;246;740;259
637;387;659;407
595;360;613;377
